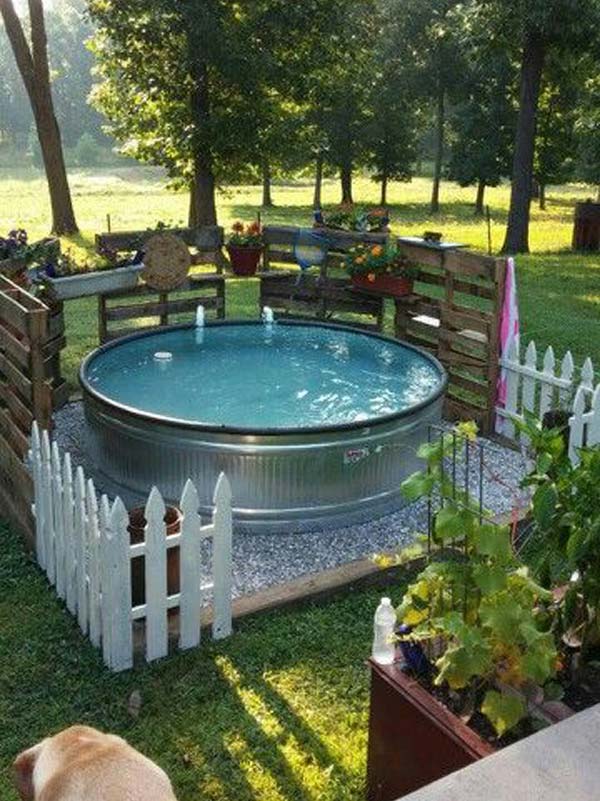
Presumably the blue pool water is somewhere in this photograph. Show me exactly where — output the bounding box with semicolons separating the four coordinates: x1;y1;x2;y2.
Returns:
83;323;444;430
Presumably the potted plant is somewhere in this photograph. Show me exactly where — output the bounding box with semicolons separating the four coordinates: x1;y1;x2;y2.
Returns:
517;413;600;672
127;504;183;607
226;221;263;276
345;243;417;298
367;424;563;801
314;205;390;233
0;229;59;288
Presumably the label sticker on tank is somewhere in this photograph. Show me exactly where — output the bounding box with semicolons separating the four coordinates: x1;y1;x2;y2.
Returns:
344;447;370;465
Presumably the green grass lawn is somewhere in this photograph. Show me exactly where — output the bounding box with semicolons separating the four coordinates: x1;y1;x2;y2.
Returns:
0;522;403;801
2;166;600;387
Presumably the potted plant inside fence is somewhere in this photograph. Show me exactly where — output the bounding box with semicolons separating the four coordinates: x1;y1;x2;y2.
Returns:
0;229;59;288
226;220;263;276
345;243;417;298
314;205;390;233
127;504;183;607
367;423;568;800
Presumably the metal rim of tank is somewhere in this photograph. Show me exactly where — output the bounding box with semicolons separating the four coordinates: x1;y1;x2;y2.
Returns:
79;318;449;436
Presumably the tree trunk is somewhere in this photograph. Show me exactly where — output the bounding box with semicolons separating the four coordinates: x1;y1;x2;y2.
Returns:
502;29;546;254
340;163;353;205
188;183;198;227
0;0;78;235
262;160;274;207
475;180;486;216
430;85;445;213
380;172;388;206
539;182;546;210
187;25;217;226
313;153;323;208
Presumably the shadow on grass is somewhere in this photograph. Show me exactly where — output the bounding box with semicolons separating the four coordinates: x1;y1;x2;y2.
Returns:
0;524;373;801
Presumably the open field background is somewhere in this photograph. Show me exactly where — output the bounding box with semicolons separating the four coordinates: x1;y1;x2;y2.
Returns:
2;167;599;387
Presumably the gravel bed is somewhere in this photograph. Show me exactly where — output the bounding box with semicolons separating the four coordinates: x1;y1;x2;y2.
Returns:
53;402;529;598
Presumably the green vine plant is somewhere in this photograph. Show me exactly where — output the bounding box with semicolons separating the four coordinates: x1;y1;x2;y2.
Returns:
518;410;600;663
390;423;558;737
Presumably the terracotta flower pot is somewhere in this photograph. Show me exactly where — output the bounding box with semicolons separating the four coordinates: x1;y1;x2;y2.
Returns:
352;273;413;298
367;660;494;801
227;245;262;276
128;505;182;607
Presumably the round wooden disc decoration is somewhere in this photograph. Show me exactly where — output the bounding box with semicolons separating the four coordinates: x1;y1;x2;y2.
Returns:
141;233;191;291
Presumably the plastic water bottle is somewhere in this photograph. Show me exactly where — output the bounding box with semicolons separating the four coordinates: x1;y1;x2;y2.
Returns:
372;597;397;665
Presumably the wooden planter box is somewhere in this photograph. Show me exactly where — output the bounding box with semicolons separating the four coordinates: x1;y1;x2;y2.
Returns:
352;274;413;298
46;263;143;300
367;660;494;801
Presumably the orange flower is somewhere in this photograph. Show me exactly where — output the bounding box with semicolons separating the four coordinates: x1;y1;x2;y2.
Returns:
367;272;376;283
371;245;383;257
232;221;244;233
355;256;365;264
248;221;261;234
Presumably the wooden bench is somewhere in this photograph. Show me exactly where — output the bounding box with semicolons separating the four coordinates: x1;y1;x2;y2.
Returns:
98;274;226;343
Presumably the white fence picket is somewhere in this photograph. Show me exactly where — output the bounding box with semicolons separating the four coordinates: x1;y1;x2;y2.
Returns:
86;479;102;648
74;465;88;634
28;425;233;672
51;441;66;600
41;430;55;584
107;497;134;671
539;347;555;419
144;487;169;662
212;473;233;640
559;351;575;407
179;480;202;651
62;453;76;615
569;387;587;464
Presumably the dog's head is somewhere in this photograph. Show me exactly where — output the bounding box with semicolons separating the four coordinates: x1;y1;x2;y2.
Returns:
13;742;43;801
13;727;101;801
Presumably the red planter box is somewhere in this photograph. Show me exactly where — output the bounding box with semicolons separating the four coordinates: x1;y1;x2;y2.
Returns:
367;660;494;801
351;274;413;298
227;245;262;276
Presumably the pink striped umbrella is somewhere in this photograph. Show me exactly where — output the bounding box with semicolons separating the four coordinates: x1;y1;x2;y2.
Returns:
495;257;520;434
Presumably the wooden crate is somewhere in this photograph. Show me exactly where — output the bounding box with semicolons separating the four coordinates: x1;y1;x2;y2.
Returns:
98;274;226;343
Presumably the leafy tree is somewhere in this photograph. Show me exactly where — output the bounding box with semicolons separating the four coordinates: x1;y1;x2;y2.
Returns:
576;75;600;198
0;0;78;234
484;0;600;253
533;65;579;210
447;13;515;215
365;9;421;206
392;0;465;213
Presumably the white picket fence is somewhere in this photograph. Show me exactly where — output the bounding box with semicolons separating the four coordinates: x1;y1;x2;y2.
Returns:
496;339;600;463
28;422;233;672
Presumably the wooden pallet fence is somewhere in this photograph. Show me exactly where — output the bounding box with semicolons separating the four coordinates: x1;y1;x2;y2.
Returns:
393;242;506;433
29;422;233;671
495;338;592;441
262;224;388;273
0;276;67;543
259;272;384;331
95;225;227;271
98;274;226;343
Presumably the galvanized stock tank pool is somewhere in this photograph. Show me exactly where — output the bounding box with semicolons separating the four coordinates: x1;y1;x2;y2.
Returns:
81;320;447;531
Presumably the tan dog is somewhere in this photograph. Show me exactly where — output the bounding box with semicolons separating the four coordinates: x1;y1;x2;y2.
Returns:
14;725;178;801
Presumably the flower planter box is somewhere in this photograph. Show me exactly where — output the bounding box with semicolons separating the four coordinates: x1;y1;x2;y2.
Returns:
352;273;413;298
46;263;143;300
367;659;494;801
227;245;262;276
